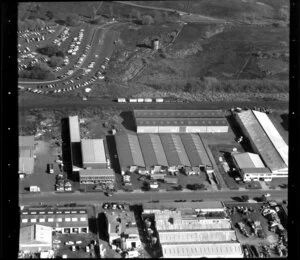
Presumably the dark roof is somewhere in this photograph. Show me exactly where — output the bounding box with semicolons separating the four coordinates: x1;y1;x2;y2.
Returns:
136;118;228;126
160;134;191;167
21;206;88;215
115;132;145;169
134;110;224;118
138;134;168;167
180;134;212;167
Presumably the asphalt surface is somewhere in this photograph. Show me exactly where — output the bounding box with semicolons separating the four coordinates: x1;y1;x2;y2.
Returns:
19;189;287;206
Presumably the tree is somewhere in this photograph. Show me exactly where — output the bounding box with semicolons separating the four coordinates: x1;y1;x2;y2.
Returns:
46;11;54;20
66;14;79;26
154;10;162;23
141;15;154;25
47;56;64;68
109;5;114;18
241;195;250;202
184;82;193;93
131;9;141;21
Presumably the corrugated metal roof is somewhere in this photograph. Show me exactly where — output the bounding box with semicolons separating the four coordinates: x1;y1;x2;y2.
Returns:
236;111;287;171
160;134;191;167
134;110;225;118
69;116;81;142
19;157;34;174
162;243;243;258
19;136;35;148
180;134;212;167
232;152;265;169
136;117;228;126
253;110;288;166
115;133;145;169
79;168;115;177
81;139;106;164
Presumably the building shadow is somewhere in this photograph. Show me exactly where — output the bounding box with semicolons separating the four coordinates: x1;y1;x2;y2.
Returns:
97;213;108;241
61;118;72;173
106;135;120;174
120;111;136;131
280;113;289;131
88;216;98;234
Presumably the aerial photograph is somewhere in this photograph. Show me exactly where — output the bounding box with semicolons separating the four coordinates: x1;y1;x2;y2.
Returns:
18;0;289;258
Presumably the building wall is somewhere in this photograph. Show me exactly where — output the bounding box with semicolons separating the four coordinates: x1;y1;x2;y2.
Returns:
158;126;180;133
83;162;107;169
137;126;159;133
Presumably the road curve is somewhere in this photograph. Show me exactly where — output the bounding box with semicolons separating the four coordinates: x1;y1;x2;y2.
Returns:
20;189;287;206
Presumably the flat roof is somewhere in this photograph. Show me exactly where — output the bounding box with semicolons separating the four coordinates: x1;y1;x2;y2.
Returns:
21;206;88;215
81;139;106;164
160;134;191;167
136;118;228;126
236;111;287;171
19;157;34;174
20;224;52;245
69;116;81;142
19;136;35;148
241;168;271;174
253;110;288;166
232;152;265;169
134;110;225;118
115;132;145;169
138;134;168;167
19;148;34;158
144;201;224;211
79;169;115;177
161;242;243;258
180;134;212;167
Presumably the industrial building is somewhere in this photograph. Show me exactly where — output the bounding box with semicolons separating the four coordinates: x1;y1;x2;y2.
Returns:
134;110;228;133
106;210;141;250
142;201;243;258
235;110;288;179
79;169;115;184
159;134;191;174
232;152;272;182
19;136;35;175
69;116;82;171
81;139;108;169
69;115;81;143
20;206;89;234
180;134;213;174
115;132;145;174
138;134;168;173
19;224;52;253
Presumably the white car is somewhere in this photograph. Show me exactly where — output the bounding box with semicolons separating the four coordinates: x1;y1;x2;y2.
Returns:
65;241;74;245
264;193;271;198
53;240;61;244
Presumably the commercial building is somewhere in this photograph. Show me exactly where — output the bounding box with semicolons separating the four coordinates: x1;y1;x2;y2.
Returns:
79;169;115;184
69;116;81;143
138;134;168;173
69;116;82;171
20;206;89;234
235;110;288;179
19;136;35;175
81;139;107;169
106;211;141;250
142;201;243;258
115;132;145;174
134;110;228;133
232;152;272;182
19;224;52;253
160;134;191;174
180;134;213;174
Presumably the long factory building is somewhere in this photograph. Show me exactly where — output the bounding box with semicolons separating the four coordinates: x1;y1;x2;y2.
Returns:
115;132;213;175
134;110;228;133
235;110;288;178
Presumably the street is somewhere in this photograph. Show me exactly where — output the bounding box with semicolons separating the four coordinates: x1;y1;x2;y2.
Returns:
19;189;287;206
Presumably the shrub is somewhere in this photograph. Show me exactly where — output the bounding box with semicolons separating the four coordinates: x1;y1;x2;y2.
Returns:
46;11;54;20
48;56;64;68
65;14;80;26
141;15;154;25
19;63;55;80
37;45;65;58
131;9;141;20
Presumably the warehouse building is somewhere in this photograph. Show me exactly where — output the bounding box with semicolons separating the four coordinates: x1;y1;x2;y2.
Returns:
134;110;228;133
232;152;272;182
81;139;108;169
180;134;213;174
138;134;168;173
20;206;89;234
69;116;82;171
19;136;35;175
19;224;52;253
79;169;115;184
235;110;288;179
160;134;191;174
115;132;145;174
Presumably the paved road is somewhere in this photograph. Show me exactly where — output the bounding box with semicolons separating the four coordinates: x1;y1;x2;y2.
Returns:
20;189;287;206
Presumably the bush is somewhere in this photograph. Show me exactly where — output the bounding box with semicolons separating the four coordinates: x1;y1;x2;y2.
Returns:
37;45;65;58
46;11;54;20
131;9;141;20
19;63;55;80
141;15;154;25
65;14;80;26
48;56;64;68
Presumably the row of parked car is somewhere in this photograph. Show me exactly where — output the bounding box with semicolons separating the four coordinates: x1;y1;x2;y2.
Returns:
102;203;126;210
53;27;70;46
67;29;85;56
55;174;72;192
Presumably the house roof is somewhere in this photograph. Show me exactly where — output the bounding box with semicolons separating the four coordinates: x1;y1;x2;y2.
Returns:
81;139;107;164
115;132;145;169
180;134;212;167
134;110;225;118
19;136;35;148
160;134;191;167
19;157;35;174
79;169;115;177
136;118;228;127
69;116;81;142
236;111;287;171
138;134;168;167
232;152;265;169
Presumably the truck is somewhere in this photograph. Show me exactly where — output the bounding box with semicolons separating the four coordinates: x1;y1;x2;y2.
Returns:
29;186;40;193
155;98;164;103
117;98;126;103
48;163;54;174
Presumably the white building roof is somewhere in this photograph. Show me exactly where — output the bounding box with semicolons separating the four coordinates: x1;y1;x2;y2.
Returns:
69;116;80;142
81;139;106;164
19;157;35;174
20;224;52;245
232;152;265;169
162;242;243;258
253;110;288;166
